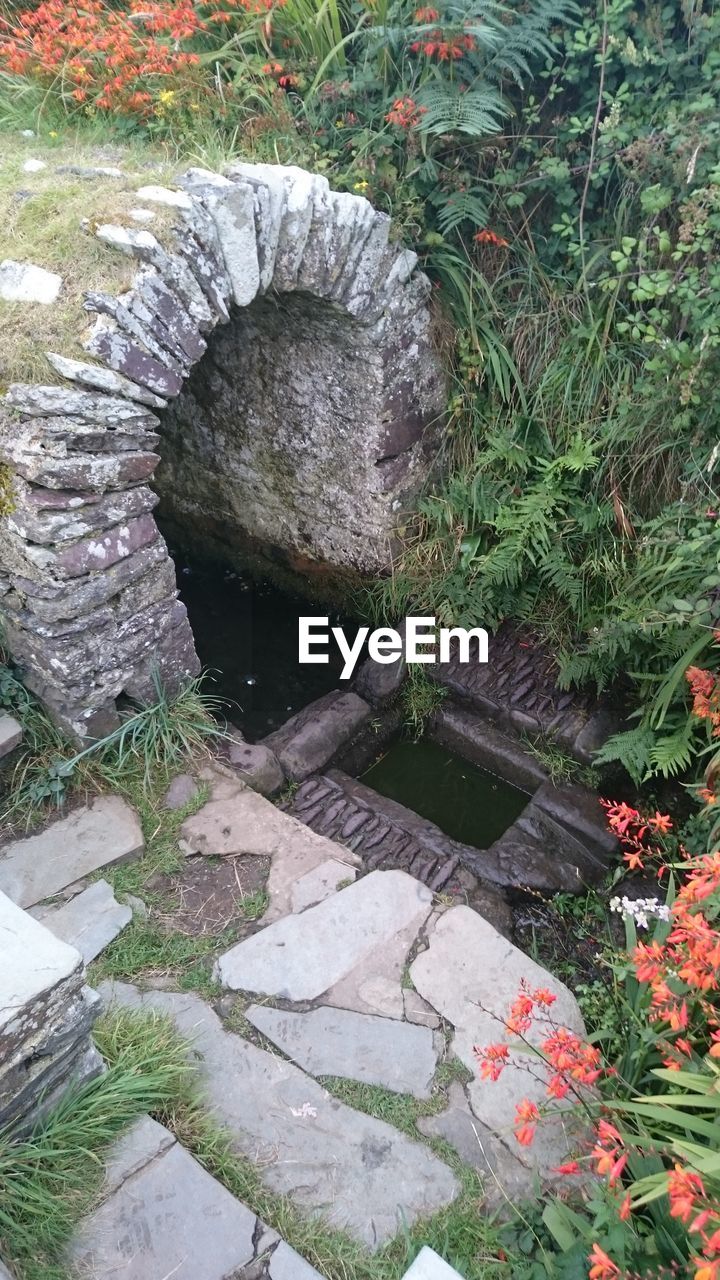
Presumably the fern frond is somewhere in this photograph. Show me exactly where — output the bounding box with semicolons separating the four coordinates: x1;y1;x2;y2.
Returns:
417;85;506;137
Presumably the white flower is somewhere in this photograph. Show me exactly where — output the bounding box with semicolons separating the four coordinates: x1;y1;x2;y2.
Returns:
609;895;671;929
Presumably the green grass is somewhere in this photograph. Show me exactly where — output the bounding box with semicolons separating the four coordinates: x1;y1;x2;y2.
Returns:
0;1005;512;1280
0;1008;194;1280
89;917;236;995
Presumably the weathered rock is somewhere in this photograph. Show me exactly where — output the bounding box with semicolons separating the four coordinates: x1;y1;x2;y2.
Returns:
247;1004;438;1097
269;1243;324;1280
432;704;547;793
0;713;22;758
163;772;200;810
410;906;587;1173
33;879;132;963
8;482;158;546
226;735;285;795
130;267;207;364
403;989;440;1029
417;1082;535;1212
4;384;159;427
0;795;144;908
84;326;184;398
45;352;167;408
0;890;103;1131
216;869;432;1002
263;691;371;781
69;1117;257;1279
94;225;214;330
354;624;407;703
134;184;193;208
100;984;459;1248
0;259;61;303
201;181;260;306
290;856;356;912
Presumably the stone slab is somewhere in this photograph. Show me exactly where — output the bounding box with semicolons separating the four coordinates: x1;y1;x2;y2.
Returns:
0;889;81;1033
226;737;285;796
99;984;459;1249
291;857;357;912
417;1081;535;1212
0;259;62;303
0;713;22;758
216;869;432;1002
403;989;440;1029
402;1247;465;1280
0;796;144;908
410;905;587;1174
247;1004;438;1098
69;1116;257;1279
269;1241;324;1280
33;879;132;963
163;772;200;810
263;691;371;782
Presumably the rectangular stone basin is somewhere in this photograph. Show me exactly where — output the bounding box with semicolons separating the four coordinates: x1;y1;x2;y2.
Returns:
360;737;529;849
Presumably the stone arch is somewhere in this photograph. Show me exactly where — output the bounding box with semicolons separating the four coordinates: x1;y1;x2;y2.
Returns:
0;163;446;740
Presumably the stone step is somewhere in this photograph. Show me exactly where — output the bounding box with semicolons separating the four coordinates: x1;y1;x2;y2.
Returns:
99;983;459;1250
0;713;22;760
69;1115;326;1280
0;796;143;909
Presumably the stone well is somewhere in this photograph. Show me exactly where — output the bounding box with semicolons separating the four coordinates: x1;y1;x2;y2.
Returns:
0;163;446;739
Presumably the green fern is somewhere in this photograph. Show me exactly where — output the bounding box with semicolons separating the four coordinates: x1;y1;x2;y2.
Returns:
416;85;506;137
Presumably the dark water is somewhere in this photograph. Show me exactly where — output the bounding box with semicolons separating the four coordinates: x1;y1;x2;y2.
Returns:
361;738;529;848
170;552;358;741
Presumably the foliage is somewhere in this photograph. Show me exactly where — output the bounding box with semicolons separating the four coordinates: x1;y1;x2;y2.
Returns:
478;796;720;1280
2;669;225;826
400;663;446;737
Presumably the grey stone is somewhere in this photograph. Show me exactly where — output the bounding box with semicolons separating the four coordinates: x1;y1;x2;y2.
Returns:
227;735;285;795
401;1247;465;1280
417;1082;536;1212
533;780;617;861
216;869;432;1002
410;906;587;1175
354;622;407;703
84;326;184;398
94;225;214;330
269;1242;323;1280
0;795;144;908
247;1004;438;1097
0;1260;15;1278
290;856;356;912
100;984;459;1248
8;482;158;546
69;1116;257;1279
0;890;102;1131
4;383;159;427
403;989;440;1029
135;184;193;208
0;259;61;303
202;181;260;306
432;704;547;793
163;772;200;810
264;691;371;782
0;713;22;758
84;290;186;371
34;879;132;962
130;267;207;364
46;351;168;407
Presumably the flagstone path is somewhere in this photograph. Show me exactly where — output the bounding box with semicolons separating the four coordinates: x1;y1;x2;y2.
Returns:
0;762;591;1277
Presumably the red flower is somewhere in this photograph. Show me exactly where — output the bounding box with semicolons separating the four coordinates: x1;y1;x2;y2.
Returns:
474;228;510;247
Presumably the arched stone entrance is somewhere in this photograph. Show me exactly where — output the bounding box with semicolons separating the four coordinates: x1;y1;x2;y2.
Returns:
0;163;446;739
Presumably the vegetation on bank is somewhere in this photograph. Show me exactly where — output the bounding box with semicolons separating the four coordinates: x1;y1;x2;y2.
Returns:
0;0;719;1277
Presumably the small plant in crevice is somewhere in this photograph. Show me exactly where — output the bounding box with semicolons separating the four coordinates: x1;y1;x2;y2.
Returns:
400;664;446;738
2;671;226;828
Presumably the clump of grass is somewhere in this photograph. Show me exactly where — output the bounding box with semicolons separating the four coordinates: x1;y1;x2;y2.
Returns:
89;917;236;990
2;671;226;830
401;665;447;739
0;1007;194;1280
519;733;599;789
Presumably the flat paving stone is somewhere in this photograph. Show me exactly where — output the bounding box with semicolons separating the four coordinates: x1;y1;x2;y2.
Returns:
100;983;459;1249
417;1081;534;1213
69;1116;257;1280
33;879;132;962
269;1242;324;1280
247;1004;438;1098
216;869;432;1002
290;857;357;912
410;906;587;1175
0;796;143;908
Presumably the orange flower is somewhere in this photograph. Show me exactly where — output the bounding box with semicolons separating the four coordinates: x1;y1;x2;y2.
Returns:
588;1243;620;1280
474;228;510;247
